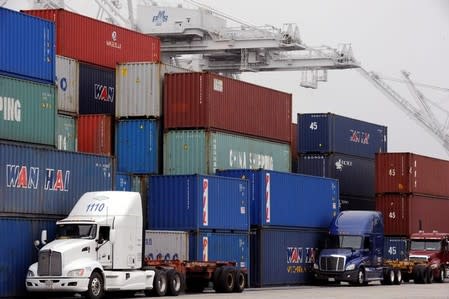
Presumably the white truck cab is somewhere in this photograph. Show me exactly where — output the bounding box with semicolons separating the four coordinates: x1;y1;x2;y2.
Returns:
26;191;156;299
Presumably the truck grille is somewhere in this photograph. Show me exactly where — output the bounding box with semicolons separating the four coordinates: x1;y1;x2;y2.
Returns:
320;256;345;271
37;250;62;276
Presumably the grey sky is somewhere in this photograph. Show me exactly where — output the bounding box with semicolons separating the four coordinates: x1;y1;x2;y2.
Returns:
6;0;449;158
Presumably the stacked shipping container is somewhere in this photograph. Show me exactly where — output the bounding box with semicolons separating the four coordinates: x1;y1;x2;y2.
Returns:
297;113;388;211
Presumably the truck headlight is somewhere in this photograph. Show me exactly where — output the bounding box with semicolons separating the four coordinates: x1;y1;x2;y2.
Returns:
313;263;319;270
345;263;355;271
67;269;85;277
27;270;35;277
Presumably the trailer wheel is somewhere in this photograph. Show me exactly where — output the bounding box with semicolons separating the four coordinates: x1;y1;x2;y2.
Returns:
212;266;223;291
151;269;168;296
425;267;433;284
167;270;184;296
86;271;104;299
382;268;394;285
233;270;245;293
216;266;235;293
436;267;445;283
394;269;402;285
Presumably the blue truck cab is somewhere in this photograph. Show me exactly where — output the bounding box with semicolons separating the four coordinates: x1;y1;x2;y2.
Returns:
314;210;387;285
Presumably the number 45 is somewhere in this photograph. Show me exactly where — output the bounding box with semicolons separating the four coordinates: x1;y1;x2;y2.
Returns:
310;122;318;130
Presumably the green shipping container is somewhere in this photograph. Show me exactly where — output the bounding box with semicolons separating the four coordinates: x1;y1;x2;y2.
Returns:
0;75;55;145
56;114;76;151
164;130;291;174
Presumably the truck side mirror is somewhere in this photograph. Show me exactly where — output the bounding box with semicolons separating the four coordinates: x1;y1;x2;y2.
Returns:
41;230;48;245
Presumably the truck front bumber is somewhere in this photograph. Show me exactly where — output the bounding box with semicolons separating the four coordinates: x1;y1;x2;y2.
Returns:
314;268;359;283
26;276;89;293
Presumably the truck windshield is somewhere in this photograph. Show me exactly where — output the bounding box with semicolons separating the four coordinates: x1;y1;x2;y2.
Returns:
56;224;97;240
410;240;441;251
328;235;363;250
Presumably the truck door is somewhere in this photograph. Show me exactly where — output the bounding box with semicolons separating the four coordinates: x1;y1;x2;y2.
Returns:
97;226;112;268
373;235;383;267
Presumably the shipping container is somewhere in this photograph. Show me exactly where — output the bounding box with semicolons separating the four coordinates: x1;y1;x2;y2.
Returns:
163;130;291;175
0;75;55;146
384;236;409;261
0;142;113;216
216;169;339;228
115;119;160;173
144;230;189;261
0;217;56;298
55;114;76;151
23;9;160;69
189;231;249;270
297;113;387;158
77;115;112;155
116;62;187;118
147;175;249;231
115;173;131;191
164;72;292;143
297;153;375;198
0;7;55;84
339;195;375;211
376;193;449;236
56;55;79;113
250;227;326;287
79;63;115;115
291;123;298;172
114;173;149;205
376;152;449;197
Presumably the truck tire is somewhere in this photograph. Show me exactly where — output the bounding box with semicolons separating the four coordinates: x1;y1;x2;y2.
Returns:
86;271;105;299
216;266;235;293
212;266;223;291
151;269;168;296
356;268;366;286
233;270;245;293
394;269;402;285
383;268;394;285
167;270;184;296
425;267;434;284
436;267;445;283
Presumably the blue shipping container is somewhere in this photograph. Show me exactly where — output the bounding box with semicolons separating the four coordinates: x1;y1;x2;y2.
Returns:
115;173;132;191
339;195;375;211
0;217;56;298
250;227;326;287
297;113;387;158
216;169;339;228
0;142;113;216
190;231;249;270
297;153;375;198
115;119;159;174
148;175;249;231
0;7;55;84
384;236;409;261
79;63;115;115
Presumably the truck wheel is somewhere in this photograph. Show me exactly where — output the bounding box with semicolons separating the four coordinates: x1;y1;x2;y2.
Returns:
212;266;223;291
425;267;434;284
436;267;445;283
151;269;168;296
383;269;394;285
233;270;245;293
394;269;402;285
420;266;428;284
217;266;235;293
413;265;424;284
356;268;366;286
86;271;104;299
167;270;184;296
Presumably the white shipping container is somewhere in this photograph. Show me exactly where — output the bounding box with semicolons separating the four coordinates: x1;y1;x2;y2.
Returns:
144;230;189;261
56;55;79;113
116;62;190;118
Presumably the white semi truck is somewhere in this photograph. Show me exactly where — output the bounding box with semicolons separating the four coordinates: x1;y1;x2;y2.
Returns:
25;191;246;298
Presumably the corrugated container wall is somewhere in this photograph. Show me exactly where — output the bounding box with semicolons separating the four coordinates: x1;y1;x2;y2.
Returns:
144;230;189;261
384;236;409;261
375;152;449;197
216;169;339;228
56;55;79;113
79;63;115;115
114;173;149;202
291;123;298;172
164;72;292;143
163;130;291;175
298;113;387;158
0;217;56;298
55;114;76;151
376;193;449;236
189;231;249;269
0;75;55;146
148;175;249;231
115;119;160;174
23;9;160;69
77;115;112;155
251;227;326;287
297;153;375;198
0;142;113;216
0;7;55;84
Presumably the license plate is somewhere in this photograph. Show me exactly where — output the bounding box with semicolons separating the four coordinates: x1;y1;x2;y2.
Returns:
45;280;53;288
328;277;335;282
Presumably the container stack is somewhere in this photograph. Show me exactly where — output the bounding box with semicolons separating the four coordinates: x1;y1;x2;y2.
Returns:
375;152;449;260
147;175;250;271
296;113;388;211
163;72;293;175
0;8;114;297
216;169;339;287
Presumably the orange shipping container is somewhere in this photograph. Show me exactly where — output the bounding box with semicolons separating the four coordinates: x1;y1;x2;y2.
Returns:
77;115;112;155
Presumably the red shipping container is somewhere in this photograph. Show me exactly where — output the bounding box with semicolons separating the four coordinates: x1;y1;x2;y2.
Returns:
291;123;298;172
77;115;112;155
164;72;292;143
376;193;449;236
23;9;160;69
376;152;449;197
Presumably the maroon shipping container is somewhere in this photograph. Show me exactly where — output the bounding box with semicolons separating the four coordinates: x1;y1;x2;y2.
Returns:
77;115;112;155
291;123;298;172
376;152;449;197
376;193;449;236
164;72;292;143
23;9;160;69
